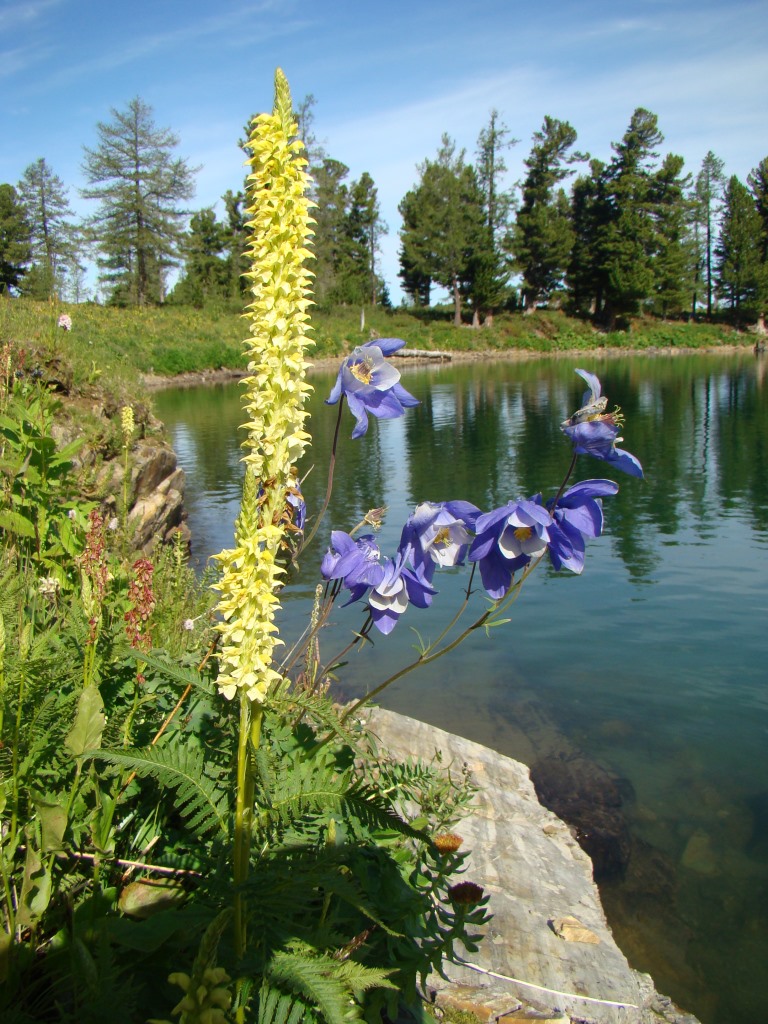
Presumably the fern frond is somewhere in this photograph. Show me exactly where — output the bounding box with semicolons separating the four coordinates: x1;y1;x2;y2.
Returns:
89;746;230;839
128;650;216;695
266;949;393;1024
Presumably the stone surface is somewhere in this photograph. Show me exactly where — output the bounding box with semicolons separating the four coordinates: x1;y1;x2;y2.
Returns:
365;708;700;1024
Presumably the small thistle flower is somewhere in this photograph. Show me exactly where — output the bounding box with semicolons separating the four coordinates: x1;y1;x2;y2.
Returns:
433;832;464;854
447;881;485;906
212;68;315;704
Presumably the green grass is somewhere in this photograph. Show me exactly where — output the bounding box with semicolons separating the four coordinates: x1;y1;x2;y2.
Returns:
0;298;751;400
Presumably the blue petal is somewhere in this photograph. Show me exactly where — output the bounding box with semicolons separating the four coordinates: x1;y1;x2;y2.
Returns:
369;338;406;356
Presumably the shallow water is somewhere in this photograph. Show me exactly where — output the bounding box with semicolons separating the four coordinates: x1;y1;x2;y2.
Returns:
154;353;768;1024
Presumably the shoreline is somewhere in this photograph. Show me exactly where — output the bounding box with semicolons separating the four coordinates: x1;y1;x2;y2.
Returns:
140;341;757;391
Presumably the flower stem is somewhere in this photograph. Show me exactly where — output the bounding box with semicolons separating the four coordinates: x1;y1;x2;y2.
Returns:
300;399;344;553
233;695;262;959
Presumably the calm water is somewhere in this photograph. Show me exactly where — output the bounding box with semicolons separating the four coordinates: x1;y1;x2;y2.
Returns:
154;354;768;1024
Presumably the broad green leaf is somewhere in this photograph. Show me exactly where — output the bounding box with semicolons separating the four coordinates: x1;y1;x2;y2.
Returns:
66;685;106;756
0;508;36;539
32;792;68;853
18;839;52;927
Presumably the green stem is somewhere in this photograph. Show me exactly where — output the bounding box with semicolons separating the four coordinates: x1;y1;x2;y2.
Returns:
233;695;262;961
299;398;344;553
336;555;543;731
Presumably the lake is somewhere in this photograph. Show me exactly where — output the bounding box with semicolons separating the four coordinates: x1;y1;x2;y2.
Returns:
154;351;768;1024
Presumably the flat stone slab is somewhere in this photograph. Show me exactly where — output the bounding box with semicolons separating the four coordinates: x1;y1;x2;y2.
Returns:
365;708;699;1024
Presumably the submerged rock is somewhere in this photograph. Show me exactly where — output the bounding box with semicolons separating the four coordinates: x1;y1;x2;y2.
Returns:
530;752;633;881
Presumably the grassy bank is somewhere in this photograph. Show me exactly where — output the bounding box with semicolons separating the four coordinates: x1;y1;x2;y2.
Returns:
1;297;750;398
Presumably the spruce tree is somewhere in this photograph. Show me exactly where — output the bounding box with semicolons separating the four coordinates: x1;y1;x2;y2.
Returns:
81;97;197;306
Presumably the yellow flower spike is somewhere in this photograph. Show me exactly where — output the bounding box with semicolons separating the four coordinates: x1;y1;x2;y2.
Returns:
213;67;315;705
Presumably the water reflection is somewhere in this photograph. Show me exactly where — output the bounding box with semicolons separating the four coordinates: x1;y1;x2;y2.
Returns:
154;353;768;1024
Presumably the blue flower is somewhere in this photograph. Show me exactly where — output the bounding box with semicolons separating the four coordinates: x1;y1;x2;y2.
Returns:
368;554;436;635
326;339;419;439
399;500;480;581
561;368;643;479
468;498;552;599
321;531;384;602
546;479;618;573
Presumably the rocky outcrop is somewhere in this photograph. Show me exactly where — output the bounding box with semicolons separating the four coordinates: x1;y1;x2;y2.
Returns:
365;708;700;1024
94;440;189;553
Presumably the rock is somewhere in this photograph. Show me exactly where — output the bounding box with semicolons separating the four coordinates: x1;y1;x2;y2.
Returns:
680;830;718;875
128;467;187;552
550;915;601;944
366;708;701;1024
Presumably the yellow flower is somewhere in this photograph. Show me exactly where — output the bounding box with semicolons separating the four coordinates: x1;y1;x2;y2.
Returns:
213;69;315;704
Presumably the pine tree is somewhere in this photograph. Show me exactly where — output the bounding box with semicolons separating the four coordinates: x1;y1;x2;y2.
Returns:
649;153;695;317
0;184;31;294
471;110;516;322
715;175;766;323
173;207;229;306
567;160;610;317
513;116;585;310
343;172;387;306
398;136;483;325
81;97;197;306
16;158;76;300
310;158;351;307
693;151;726;318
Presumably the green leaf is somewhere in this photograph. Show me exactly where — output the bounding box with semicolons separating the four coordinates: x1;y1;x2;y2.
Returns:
66;685;106;756
17;839;52;927
0;508;36;539
32;791;68;853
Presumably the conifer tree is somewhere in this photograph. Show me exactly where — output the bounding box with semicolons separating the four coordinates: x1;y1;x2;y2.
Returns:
81;97;197;306
398;136;483;325
715;175;766;322
0;184;31;294
513;116;585;309
693;151;726;318
17;158;76;300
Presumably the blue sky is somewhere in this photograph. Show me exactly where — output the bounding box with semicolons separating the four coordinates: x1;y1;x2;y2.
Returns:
3;0;767;300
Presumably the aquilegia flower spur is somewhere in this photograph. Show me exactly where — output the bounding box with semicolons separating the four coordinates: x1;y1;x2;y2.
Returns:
561;368;643;478
326;338;419;438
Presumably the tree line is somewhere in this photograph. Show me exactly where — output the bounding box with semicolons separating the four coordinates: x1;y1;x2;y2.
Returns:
1;96;767;328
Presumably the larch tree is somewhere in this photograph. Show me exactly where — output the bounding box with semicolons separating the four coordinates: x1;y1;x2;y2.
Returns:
81;97;197;306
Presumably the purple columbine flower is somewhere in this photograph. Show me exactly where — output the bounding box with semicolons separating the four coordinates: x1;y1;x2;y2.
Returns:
561;368;643;479
546;479;618;573
399;500;480;581
326;339;419;439
469;498;552;599
368;554;436;635
321;530;384;602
